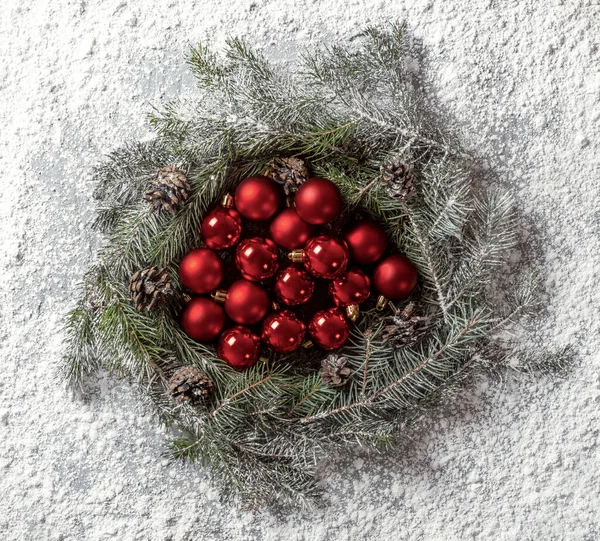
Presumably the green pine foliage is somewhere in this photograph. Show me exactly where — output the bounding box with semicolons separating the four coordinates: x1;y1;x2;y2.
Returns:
60;24;572;509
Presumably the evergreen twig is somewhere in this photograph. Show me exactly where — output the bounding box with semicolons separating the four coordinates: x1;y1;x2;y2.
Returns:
60;25;572;508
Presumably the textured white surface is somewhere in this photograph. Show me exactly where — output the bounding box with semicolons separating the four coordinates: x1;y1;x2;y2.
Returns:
1;1;599;539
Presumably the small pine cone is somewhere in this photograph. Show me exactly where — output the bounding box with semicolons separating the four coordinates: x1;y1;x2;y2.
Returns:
380;156;415;201
266;156;309;195
128;266;173;311
144;166;190;215
382;302;431;349
320;354;352;388
168;366;213;404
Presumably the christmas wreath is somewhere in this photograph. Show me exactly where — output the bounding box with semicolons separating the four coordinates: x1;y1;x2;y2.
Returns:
62;25;570;508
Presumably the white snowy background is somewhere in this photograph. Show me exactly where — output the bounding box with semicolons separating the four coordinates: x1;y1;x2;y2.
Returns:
1;1;599;539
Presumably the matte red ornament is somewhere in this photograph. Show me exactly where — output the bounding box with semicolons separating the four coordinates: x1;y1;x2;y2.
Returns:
200;206;242;250
181;297;226;342
235;237;279;281
273;265;315;306
234;176;283;221
329;267;371;307
261;310;306;353
294;177;342;225
373;254;418;300
224;279;270;325
217;326;261;371
178;247;224;294
343;219;388;265
308;308;350;350
303;234;349;279
269;208;315;251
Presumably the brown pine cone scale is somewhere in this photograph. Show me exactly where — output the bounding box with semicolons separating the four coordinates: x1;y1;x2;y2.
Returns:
128;266;172;311
382;302;432;348
265;156;309;195
320;354;352;387
144;166;191;215
168;366;213;404
380;156;415;201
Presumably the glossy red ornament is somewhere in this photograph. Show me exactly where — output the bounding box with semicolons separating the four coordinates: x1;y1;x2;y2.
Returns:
235;237;279;281
224;279;270;325
373;254;418;300
308;308;350;350
217;326;261;371
269;208;315;251
303;234;349;279
343;219;388;265
234;176;283;221
274;265;315;306
294;177;342;225
200;206;242;250
181;297;226;342
178;248;223;294
329;268;371;307
261;310;306;353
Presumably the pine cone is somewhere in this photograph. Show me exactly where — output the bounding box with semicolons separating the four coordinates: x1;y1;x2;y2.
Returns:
168;366;213;404
320;354;352;387
382;302;431;348
144;166;190;215
266;157;309;195
128;266;173;311
380;156;415;201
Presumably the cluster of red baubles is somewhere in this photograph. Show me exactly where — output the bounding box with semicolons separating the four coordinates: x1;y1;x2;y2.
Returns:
178;175;418;371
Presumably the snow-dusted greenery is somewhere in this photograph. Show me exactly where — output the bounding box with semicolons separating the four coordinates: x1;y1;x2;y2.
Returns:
61;25;570;508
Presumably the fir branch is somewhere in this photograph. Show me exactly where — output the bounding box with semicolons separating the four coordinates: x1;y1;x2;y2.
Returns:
60;25;568;508
207;374;274;419
402;202;451;321
299;307;488;424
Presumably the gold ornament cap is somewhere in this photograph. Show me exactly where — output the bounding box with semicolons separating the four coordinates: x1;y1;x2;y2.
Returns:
221;193;234;208
376;295;389;311
288;250;305;263
211;289;228;303
346;304;360;322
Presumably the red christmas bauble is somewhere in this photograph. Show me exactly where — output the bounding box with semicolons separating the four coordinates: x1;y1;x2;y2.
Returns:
343;219;388;265
181;297;225;342
178;248;223;294
201;206;242;250
373;254;418;300
217;326;261;371
235;237;279;281
303;234;349;279
294;177;342;225
308;308;350;350
269;208;315;251
224;279;270;325
234;176;283;221
261;310;306;353
274;265;315;306
329;267;371;307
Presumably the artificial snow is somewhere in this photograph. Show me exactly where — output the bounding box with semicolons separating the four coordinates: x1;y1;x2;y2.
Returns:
0;0;598;539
